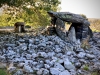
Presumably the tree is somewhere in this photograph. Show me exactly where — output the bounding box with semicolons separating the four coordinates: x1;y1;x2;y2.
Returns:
0;0;61;27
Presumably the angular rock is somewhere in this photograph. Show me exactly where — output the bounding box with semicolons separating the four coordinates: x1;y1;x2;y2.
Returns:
64;58;75;70
37;52;47;58
86;54;95;59
68;27;76;43
75;48;84;53
77;52;86;59
55;47;62;53
29;39;34;44
74;62;81;68
66;51;73;56
37;68;44;75
23;65;33;73
38;42;46;47
17;63;25;68
0;56;5;62
44;64;50;69
19;39;25;43
54;63;65;71
70;69;76;75
79;59;87;64
59;70;71;75
26;54;32;60
43;69;49;75
21;45;27;51
14;69;23;75
50;68;60;75
48;52;55;58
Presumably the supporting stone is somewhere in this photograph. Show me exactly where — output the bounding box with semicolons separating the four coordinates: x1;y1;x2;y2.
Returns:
68;27;76;43
55;18;67;40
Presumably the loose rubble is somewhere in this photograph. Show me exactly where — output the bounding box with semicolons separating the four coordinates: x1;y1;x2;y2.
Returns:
0;32;100;75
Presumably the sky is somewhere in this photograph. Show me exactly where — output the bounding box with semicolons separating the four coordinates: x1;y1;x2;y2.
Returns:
60;0;100;18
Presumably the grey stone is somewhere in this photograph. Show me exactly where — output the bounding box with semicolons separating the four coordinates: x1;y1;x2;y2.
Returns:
57;59;64;64
5;44;15;47
97;40;100;44
54;63;65;71
48;52;55;58
36;63;44;69
23;65;33;73
6;50;16;58
32;62;38;66
19;39;25;43
14;69;23;75
37;68;43;75
55;18;67;41
56;53;63;58
37;52;47;57
55;47;62;53
43;69;49;75
86;54;95;59
7;47;13;50
49;61;55;67
79;59;87;64
0;56;5;61
26;54;32;60
45;60;51;64
44;64;50;69
59;70;71;75
38;42;46;47
21;45;27;51
70;69;76;75
29;39;34;43
17;63;25;68
50;68;60;75
75;48;84;53
64;58;75;70
74;62;81;68
66;51;73;56
77;52;86;58
34;39;40;45
68;27;76;43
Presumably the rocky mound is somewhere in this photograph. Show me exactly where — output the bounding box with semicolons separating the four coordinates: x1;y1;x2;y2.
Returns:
0;31;100;75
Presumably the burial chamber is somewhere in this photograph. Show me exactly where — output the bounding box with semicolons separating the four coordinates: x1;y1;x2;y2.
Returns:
47;11;93;42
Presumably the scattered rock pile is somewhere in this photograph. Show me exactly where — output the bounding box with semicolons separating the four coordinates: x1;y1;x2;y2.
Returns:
0;32;100;75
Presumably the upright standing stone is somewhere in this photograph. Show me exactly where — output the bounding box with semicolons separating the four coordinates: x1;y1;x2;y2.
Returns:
55;18;67;40
68;27;76;42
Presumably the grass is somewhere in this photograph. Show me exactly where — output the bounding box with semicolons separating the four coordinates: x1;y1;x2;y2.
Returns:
0;69;8;75
91;72;98;75
89;18;100;32
0;69;18;75
83;65;89;71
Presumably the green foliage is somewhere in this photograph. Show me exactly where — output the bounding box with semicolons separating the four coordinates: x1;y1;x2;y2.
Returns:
83;64;89;71
0;0;60;27
91;72;98;75
80;14;88;20
0;69;7;75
